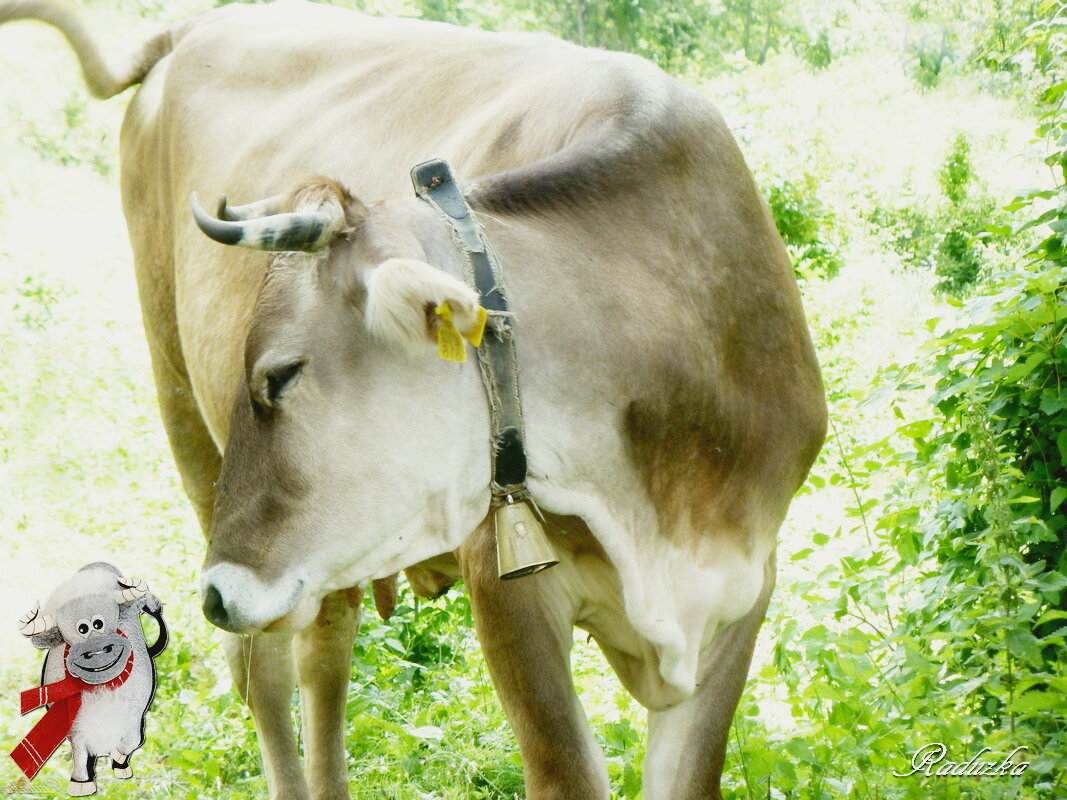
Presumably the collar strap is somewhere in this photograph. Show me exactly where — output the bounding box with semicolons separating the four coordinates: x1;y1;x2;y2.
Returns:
411;159;528;496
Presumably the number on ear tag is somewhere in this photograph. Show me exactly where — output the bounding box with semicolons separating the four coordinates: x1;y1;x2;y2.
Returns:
435;302;468;362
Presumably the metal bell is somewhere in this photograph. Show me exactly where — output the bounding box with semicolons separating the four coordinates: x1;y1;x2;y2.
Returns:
494;495;559;580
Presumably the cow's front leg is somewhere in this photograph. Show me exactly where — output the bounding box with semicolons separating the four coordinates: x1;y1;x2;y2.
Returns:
223;632;311;800
295;588;362;800
642;553;774;800
459;521;609;800
68;741;96;796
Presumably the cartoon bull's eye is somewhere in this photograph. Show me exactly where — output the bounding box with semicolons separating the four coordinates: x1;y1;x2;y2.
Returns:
76;619;90;637
91;615;105;631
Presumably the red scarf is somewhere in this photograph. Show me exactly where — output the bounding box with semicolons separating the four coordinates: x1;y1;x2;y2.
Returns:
10;632;135;780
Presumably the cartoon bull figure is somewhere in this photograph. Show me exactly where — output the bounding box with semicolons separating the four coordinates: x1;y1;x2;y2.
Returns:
10;562;168;797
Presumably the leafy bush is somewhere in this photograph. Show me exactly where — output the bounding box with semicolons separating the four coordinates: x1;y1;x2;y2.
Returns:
405;0;846;75
876;263;1067;793
19;94;113;177
719;6;1067;797
797;29;833;69
13;275;63;330
870;133;1008;293
899;0;1038;82
765;175;843;279
906;32;953;88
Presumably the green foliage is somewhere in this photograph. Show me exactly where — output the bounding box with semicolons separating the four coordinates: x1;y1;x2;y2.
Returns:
13;275;63;330
870;133;1008;293
938;132;976;204
971;0;1041;75
18;93;113;177
402;0;844;74
766;175;843;279
341;588;524;798
906;32;954;88
728;7;1067;797
797;29;833;70
599;718;643;799
898;0;1040;84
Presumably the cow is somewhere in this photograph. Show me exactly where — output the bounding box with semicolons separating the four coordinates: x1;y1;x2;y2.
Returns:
0;1;827;799
13;563;168;797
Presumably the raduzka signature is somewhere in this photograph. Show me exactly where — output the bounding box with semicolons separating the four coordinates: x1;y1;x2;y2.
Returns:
895;743;1031;778
3;778;66;795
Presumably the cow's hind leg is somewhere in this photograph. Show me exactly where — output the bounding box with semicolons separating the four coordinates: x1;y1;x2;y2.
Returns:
459;522;609;800
110;750;132;779
295;588;363;800
642;555;774;800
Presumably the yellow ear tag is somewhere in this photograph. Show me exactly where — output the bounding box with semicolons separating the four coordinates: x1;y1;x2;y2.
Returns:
434;302;467;362
463;306;489;348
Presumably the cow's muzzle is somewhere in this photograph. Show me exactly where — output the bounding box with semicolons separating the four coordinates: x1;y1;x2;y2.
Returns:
200;563;314;633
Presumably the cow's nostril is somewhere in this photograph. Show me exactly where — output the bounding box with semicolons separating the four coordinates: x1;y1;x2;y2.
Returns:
202;584;229;628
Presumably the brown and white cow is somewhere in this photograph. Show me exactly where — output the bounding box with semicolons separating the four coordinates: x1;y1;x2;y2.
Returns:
0;1;827;798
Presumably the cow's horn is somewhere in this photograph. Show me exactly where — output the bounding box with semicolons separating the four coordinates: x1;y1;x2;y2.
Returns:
18;606;56;637
217;194;288;221
115;578;149;604
191;193;332;252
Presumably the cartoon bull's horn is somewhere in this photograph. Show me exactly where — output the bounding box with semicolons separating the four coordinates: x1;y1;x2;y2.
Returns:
18;606;56;637
115;578;149;603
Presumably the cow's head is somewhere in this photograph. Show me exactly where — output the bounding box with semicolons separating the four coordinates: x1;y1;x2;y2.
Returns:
192;179;491;633
19;563;148;684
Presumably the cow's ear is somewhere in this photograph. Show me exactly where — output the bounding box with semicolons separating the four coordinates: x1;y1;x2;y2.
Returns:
30;630;63;650
363;258;483;353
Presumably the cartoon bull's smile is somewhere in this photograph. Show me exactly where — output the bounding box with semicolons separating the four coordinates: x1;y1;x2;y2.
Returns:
67;633;130;682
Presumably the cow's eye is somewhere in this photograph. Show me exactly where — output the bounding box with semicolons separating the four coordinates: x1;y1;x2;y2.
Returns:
250;355;307;411
76;619;90;636
265;360;305;404
91;615;105;631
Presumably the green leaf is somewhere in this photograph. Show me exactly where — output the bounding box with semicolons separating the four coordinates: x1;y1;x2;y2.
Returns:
406;725;445;741
1009;690;1064;713
1005;631;1042;664
1029;570;1067;592
1052;486;1067;513
1016;207;1059;233
621;763;641;798
897;419;935;439
1040;390;1067;415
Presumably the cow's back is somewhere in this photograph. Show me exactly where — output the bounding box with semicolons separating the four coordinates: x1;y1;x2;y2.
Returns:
119;0;684;447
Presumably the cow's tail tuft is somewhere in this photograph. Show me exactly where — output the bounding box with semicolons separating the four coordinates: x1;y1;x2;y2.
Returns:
0;0;173;99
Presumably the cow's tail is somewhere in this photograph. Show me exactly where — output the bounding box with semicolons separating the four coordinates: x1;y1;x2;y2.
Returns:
0;0;173;99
